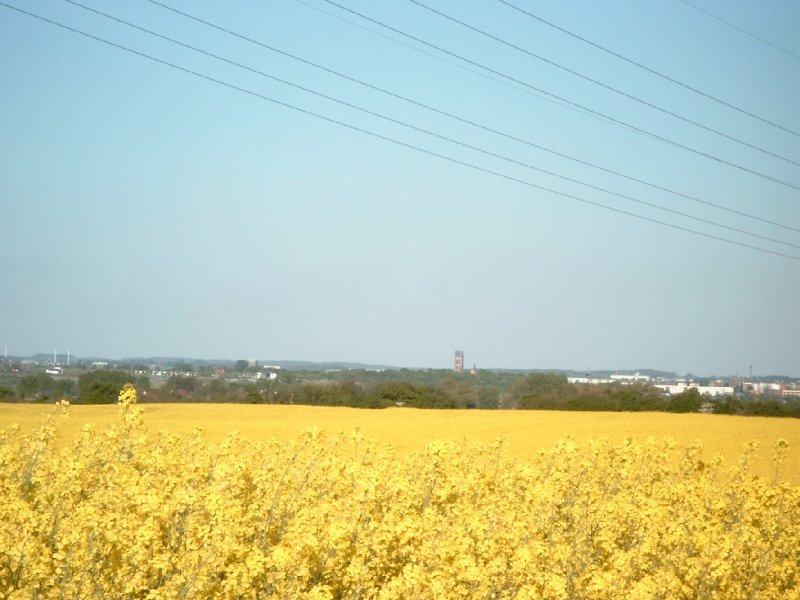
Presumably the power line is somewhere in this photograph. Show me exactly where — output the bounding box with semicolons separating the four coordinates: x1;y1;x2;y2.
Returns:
496;0;800;138
155;0;609;126
289;0;676;135
678;0;800;62
289;0;579;115
407;0;800;168
141;0;800;234
318;0;800;191
3;2;798;262
59;0;800;251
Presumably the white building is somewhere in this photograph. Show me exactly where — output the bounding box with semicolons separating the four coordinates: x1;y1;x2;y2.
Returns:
743;382;783;395
567;377;613;385
610;372;651;383
654;383;733;397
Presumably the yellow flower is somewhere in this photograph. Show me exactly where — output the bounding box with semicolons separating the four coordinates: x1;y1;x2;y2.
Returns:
117;383;137;406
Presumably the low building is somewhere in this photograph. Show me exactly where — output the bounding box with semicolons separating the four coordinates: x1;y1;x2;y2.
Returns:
653;383;733;397
567;377;613;385
610;372;651;383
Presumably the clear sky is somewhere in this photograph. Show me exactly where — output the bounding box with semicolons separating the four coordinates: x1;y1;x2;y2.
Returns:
2;0;799;376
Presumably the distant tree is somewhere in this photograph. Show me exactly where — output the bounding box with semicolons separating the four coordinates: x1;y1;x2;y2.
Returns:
53;378;77;399
611;385;666;412
711;396;744;415
17;373;55;401
135;375;151;393
0;386;15;401
370;382;417;407
163;375;197;397
78;370;132;404
512;373;573;409
171;362;194;374
235;360;249;373
319;382;363;407
202;378;230;401
748;400;789;417
242;384;262;404
80;380;120;405
439;377;479;409
476;388;500;409
668;388;703;413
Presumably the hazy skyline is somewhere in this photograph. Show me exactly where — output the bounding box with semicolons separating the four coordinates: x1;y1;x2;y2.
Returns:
2;1;799;376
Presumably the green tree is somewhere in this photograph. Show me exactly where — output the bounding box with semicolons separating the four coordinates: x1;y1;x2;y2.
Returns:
511;373;572;409
53;378;77;399
202;378;230;401
477;387;500;409
748;400;789;417
163;375;197;397
80;380;120;405
78;370;132;404
668;388;703;413
17;373;55;401
711;395;744;415
439;377;479;409
611;385;666;412
243;384;262;404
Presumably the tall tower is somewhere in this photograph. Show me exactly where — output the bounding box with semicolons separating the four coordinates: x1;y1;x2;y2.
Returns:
454;351;464;373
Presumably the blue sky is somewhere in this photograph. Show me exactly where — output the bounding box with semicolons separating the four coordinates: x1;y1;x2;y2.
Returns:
2;0;799;376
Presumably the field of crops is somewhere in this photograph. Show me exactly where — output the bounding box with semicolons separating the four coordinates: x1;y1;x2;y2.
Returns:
2;392;800;599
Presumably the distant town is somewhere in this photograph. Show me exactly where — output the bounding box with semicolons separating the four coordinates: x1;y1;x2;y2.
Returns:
449;350;800;399
1;349;799;416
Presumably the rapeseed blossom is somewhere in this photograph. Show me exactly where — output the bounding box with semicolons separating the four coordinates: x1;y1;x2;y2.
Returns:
1;403;798;599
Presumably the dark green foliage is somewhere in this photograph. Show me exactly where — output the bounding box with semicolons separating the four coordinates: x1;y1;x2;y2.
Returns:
242;384;262;404
77;370;132;404
710;395;744;415
79;380;120;405
6;373;75;402
163;375;198;396
711;396;798;418
17;373;56;401
476;387;500;409
609;386;662;411
62;364;795;419
509;374;667;412
511;373;575;409
666;388;704;413
53;378;76;399
369;381;456;409
202;378;230;401
749;399;790;417
241;380;457;409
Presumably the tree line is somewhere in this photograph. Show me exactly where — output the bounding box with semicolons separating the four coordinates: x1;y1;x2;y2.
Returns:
2;369;799;417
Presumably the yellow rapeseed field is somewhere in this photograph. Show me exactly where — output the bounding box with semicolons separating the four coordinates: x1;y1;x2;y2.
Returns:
2;391;799;599
3;400;799;479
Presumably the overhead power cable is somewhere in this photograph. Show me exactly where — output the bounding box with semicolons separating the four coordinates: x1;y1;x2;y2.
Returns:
63;0;800;250
497;0;800;138
156;0;610;125
143;0;800;235
290;0;584;117
318;0;800;191
2;2;798;262
678;0;800;62
407;0;800;168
